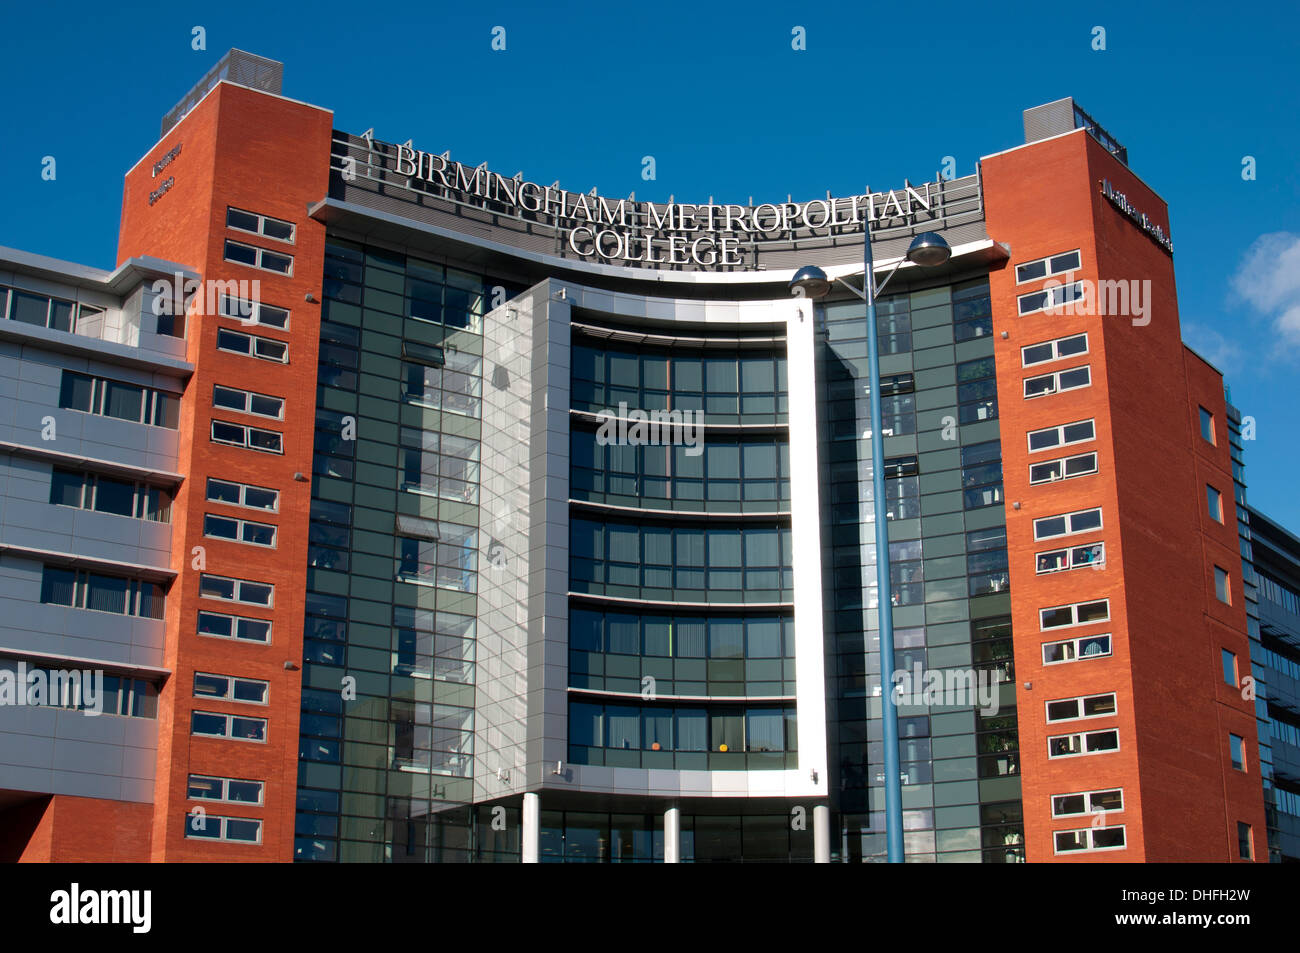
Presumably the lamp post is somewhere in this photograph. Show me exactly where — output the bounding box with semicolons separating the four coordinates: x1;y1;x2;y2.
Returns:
791;229;952;862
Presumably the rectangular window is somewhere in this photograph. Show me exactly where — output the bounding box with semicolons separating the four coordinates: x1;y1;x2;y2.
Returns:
39;566;165;619
1024;364;1091;399
1222;649;1238;687
1027;419;1095;453
1048;727;1119;759
187;774;265;806
1237;822;1252;860
184;812;263;844
1215;566;1231;604
1051;788;1123;818
193;672;269;705
1040;599;1109;630
210;419;283;454
1229;733;1245;770
1016;249;1082;284
216;327;289;363
1035;541;1104;574
58;371;179;428
191;710;267;742
1029;451;1098;485
1022;332;1088;367
199;572;273;608
197;610;271;644
203;513;277;548
1045;692;1117;723
213;384;284;420
1207;485;1223;522
960;440;1003;510
206;477;279;513
1199;406;1215;444
226;207;295;243
1042;633;1112;665
218;295;290;330
956;357;998;424
49;467;172;523
1054;824;1126;854
4;286;83;333
1017;281;1085;317
224;238;293;275
1032;507;1103;541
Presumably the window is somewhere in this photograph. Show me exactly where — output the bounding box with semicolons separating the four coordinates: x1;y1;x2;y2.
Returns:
49;467;172;523
199;573;273;608
1199;406;1215;444
1045;692;1117;723
402;351;482;419
224;238;292;275
218;295;289;329
1222;649;1238;687
1048;727;1119;758
204;513;276;547
1033;507;1102;541
952;279;993;341
1022;333;1088;367
194;672;269;705
1229;733;1245;770
39;566;165;619
1051;788;1123;818
198;610;271;644
0;666;158;718
184;812;263;844
1036;541;1104;574
1016;250;1082;284
226;207;295;243
956;358;998;424
398;428;480;505
1024;365;1091;399
187;774;264;806
191;710;267;742
1215;566;1231;604
967;527;1009;596
1027;419;1095;453
1054;825;1125;854
216;328;288;363
1237;822;1253;860
960;441;1003;510
1017;281;1085;316
1207;485;1223;522
213;384;284;420
210;419;283;454
1040;599;1109;630
1028;451;1098;485
58;372;179;428
1;285;98;333
1042;633;1112;664
206;477;279;512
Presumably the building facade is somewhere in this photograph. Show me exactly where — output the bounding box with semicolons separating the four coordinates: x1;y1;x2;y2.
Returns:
0;51;1272;862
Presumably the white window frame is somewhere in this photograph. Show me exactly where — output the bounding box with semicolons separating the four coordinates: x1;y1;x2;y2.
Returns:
1035;541;1105;574
1053;824;1126;855
213;384;285;420
1033;507;1103;541
223;238;293;276
1028;451;1098;485
1040;599;1110;631
199;572;274;608
1047;727;1120;760
1051;787;1125;819
210;419;284;455
1022;332;1089;368
203;513;277;548
216;327;289;363
191;709;267;743
218;294;290;330
193;671;269;706
1045;692;1118;724
1017;281;1086;317
1015;249;1082;285
184;812;264;844
1042;633;1113;665
226;207;296;244
187;774;265;806
1027;419;1096;454
1024;364;1092;399
197;609;272;645
205;477;280;513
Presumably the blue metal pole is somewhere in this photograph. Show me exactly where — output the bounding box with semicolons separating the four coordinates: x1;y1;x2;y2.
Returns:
864;228;903;862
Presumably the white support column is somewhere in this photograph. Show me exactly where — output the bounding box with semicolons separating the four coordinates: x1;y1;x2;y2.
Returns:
814;804;831;863
521;792;540;863
664;804;681;864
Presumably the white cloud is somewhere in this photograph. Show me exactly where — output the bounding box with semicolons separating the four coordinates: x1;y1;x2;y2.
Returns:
1231;232;1300;346
1182;322;1246;373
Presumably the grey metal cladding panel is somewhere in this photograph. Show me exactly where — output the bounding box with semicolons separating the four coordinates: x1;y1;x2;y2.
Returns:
1023;99;1075;144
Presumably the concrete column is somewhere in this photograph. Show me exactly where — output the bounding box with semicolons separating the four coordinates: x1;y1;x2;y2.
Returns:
521;792;540;863
814;804;831;863
664;804;681;863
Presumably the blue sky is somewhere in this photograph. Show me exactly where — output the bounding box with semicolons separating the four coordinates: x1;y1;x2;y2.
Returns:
2;0;1297;526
